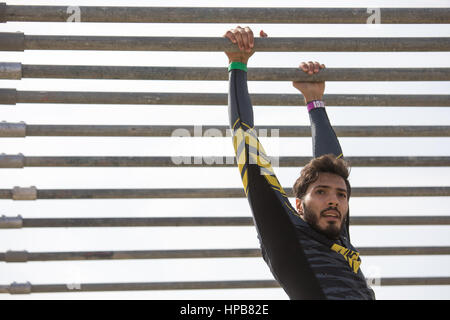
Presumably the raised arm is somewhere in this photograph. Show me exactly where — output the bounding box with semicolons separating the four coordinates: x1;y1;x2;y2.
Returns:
224;27;290;204
224;27;325;300
293;62;351;242
293;62;343;159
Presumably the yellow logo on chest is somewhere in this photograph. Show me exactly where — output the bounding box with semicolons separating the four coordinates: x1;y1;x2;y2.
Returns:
330;243;361;274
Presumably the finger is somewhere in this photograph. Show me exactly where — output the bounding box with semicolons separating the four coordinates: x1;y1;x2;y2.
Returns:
313;61;320;73
238;29;250;52
260;30;268;38
232;29;244;51
224;30;237;44
300;62;309;72
244;26;254;50
307;61;314;74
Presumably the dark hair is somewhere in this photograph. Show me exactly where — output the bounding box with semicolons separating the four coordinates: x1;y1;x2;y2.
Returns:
293;154;351;200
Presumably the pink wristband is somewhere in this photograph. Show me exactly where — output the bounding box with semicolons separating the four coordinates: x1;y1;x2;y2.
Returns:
307;100;325;112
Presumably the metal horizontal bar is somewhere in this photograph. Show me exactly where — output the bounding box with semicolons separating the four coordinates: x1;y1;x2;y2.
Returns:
1;123;449;137
0;280;279;294
0;89;17;104
0;249;261;262
0;187;449;200
5;89;450;106
350;216;450;226
21;217;255;228
0;33;24;51
378;277;450;286
0;63;21;80
2;278;450;294
0;122;25;137
1;33;450;52
0;3;4;23
2;155;450;168
3;63;447;81
3;216;448;229
358;247;450;256
4;6;450;24
1;247;449;263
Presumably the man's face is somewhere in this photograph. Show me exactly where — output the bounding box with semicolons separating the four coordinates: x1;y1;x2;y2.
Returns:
296;172;349;240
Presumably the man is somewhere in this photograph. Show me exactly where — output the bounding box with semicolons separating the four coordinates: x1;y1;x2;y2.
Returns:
224;26;375;300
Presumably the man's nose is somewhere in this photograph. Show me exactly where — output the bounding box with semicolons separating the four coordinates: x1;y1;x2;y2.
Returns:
327;201;338;207
327;194;339;207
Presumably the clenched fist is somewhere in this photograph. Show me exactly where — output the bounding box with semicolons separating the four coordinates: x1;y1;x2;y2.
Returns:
293;61;326;104
223;26;267;64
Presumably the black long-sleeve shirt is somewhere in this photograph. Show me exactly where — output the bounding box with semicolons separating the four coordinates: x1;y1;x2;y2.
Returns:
228;68;375;300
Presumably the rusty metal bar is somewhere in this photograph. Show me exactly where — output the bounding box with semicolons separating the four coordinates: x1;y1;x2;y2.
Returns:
0;33;449;52
1;247;449;263
359;247;450;256
23;36;450;52
3;89;449;107
0;187;449;200
0;249;261;262
0;63;21;79
1;155;450;168
350;187;450;197
1;123;449;137
3;5;450;24
378;277;450;286
0;3;6;23
20;216;255;228
350;216;450;226
0;88;17;104
11;186;37;200
2;278;450;294
0;122;26;137
0;33;24;51
0;215;23;228
0;154;24;167
0;280;279;294
1;63;446;81
2;215;449;229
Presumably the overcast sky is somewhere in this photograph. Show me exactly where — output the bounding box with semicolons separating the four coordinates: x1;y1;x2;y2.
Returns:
0;0;449;300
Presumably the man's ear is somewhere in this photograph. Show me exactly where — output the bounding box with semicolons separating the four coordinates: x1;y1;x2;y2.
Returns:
295;198;303;215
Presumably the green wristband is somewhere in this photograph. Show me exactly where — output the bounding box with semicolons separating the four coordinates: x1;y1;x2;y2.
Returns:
228;62;248;72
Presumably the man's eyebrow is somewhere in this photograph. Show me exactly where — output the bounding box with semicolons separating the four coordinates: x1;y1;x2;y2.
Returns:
314;185;348;193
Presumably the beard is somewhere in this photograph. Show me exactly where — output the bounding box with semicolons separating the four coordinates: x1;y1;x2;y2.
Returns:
302;203;346;240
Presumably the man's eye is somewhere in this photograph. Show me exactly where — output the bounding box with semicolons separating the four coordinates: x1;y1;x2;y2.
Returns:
316;190;325;194
338;193;347;198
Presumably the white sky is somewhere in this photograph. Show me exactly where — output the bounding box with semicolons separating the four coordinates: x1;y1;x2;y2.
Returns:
0;0;450;300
